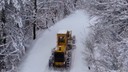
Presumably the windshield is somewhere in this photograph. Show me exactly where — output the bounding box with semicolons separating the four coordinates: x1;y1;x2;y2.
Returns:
58;36;65;43
54;52;64;62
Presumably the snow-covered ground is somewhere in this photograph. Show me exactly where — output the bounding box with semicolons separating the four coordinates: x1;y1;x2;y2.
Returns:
19;10;90;72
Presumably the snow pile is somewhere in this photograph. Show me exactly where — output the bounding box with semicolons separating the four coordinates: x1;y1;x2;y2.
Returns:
19;10;91;72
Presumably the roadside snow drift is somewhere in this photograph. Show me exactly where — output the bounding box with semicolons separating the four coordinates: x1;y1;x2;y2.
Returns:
19;10;90;72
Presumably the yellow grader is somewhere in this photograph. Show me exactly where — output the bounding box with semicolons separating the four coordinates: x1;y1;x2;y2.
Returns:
49;30;75;70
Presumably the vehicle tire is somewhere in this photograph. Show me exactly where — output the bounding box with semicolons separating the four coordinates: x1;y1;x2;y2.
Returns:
68;52;71;57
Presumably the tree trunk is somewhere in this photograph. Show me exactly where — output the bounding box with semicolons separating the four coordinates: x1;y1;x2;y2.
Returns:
33;0;37;40
33;23;36;40
1;8;6;44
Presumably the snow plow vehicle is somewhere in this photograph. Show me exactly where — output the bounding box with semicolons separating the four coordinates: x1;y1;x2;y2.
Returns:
49;30;75;70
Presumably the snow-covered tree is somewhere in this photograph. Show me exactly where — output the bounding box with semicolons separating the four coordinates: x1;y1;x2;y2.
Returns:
84;0;128;72
0;0;88;71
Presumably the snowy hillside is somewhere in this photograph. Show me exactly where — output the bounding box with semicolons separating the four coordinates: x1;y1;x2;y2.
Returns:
19;10;91;72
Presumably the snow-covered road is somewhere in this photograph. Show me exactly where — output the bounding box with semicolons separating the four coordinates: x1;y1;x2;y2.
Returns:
19;10;90;72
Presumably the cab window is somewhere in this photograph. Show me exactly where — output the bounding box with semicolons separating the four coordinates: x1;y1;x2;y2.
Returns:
58;36;65;43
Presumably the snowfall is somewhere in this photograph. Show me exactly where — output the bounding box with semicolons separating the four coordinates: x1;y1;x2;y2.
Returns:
19;10;91;72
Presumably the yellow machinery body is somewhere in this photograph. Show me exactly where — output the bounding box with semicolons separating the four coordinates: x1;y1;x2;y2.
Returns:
53;30;72;67
49;30;74;69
